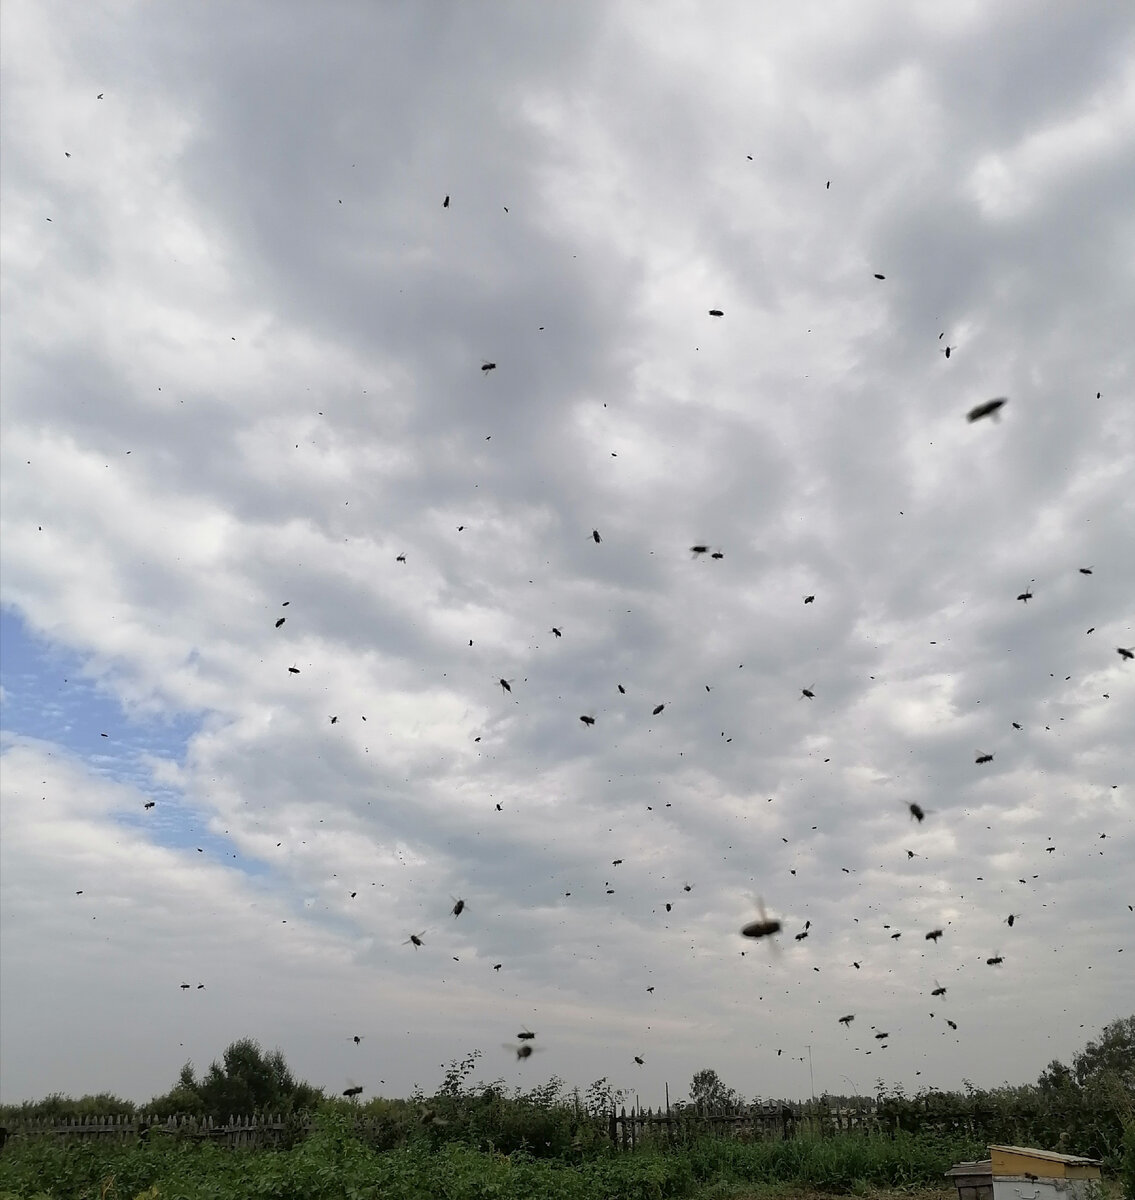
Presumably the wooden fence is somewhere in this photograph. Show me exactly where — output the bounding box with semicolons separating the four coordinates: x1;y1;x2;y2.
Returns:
5;1112;299;1149
608;1098;882;1149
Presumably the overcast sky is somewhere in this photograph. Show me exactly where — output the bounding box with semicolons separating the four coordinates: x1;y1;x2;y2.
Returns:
2;0;1133;1111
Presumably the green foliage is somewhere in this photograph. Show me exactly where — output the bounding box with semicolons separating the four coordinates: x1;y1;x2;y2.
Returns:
685;1069;741;1112
1122;1120;1135;1200
150;1038;323;1122
0;1092;137;1123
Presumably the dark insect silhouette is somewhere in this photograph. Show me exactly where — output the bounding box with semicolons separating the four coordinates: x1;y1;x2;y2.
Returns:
396;553;406;563
664;903;672;912
551;627;562;637
617;684;625;694
499;678;513;693
741;897;781;940
852;961;861;969
986;955;1004;966
493;963;502;971
795;930;809;941
683;883;692;892
275;617;285;628
592;529;602;543
579;715;595;726
352;1036;363;1045
1012;722;1022;730
1079;567;1092;575
97;93;104;99
711;551;723;559
330;716;338;724
926;929;943;942
1017;581;1034;603
874;1032;889;1039
966;397;1007;422
690;545;709;556
405;931;426;948
144;801;155;810
1006;914;1018;927
652;703;665;715
838;1014;854;1026
874;273;885;280
612;859;623;865
516;1028;536;1040
646;986;654;993
443;195;450;207
343;1086;363;1098
803;595;815;604
908;803;926;822
931;982;947;996
906;850;918;859
1118;647;1134;661
288;666;300;674
946;1019;957;1031
800;686;814;699
634;1055;645;1065
180;983;190;990
975;751;994;764
513;1044;534;1060
708;310;724;317
890;932;901;940
481;361;496;372
451;897;465;917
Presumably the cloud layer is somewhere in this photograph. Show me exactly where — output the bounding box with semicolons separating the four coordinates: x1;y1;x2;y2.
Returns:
2;0;1132;1106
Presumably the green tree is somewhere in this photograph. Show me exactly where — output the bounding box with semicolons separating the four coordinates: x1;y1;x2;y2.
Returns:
152;1039;322;1121
688;1068;740;1111
1072;1016;1135;1090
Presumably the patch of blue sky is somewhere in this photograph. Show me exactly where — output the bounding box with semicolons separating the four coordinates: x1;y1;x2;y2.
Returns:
0;607;268;878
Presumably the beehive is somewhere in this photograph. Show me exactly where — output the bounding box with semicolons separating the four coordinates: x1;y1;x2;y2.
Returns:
988;1145;1101;1200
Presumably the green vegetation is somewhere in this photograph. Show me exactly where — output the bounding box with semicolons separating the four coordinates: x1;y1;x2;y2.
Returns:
0;1118;984;1200
2;1020;1130;1199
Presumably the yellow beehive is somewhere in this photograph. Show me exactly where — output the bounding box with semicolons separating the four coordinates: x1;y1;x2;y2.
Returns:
990;1145;1101;1182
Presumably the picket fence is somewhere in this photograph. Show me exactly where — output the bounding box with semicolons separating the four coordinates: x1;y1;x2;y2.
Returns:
6;1112;299;1149
608;1098;880;1149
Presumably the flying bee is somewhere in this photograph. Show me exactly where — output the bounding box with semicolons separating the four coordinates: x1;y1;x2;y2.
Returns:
275;617;285;628
343;1085;363;1098
451;897;465;917
579;714;595;726
683;883;693;892
1016;580;1034;603
652;703;665;715
711;551;723;559
404;931;426;948
690;545;709;556
352;1036;363;1045
966;397;1008;422
975;751;994;764
874;1032;889;1040
481;360;497;372
946;1019;957;1031
516;1028;536;1040
498;678;513;693
634;1054;645;1065
800;685;815;699
288;666;300;674
1079;567;1092;575
908;803;926;823
986;954;1004;966
1006;914;1019;927
838;1014;854;1026
591;529;602;543
803;594;815;604
396;554;406;563
708;309;724;317
506;1042;538;1061
931;981;947;997
926;929;943;942
741;896;782;941
551;627;562;637
144;801;155;810
1118;647;1134;661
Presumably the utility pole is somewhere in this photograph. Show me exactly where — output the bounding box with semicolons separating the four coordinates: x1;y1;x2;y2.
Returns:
805;1044;815;1102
